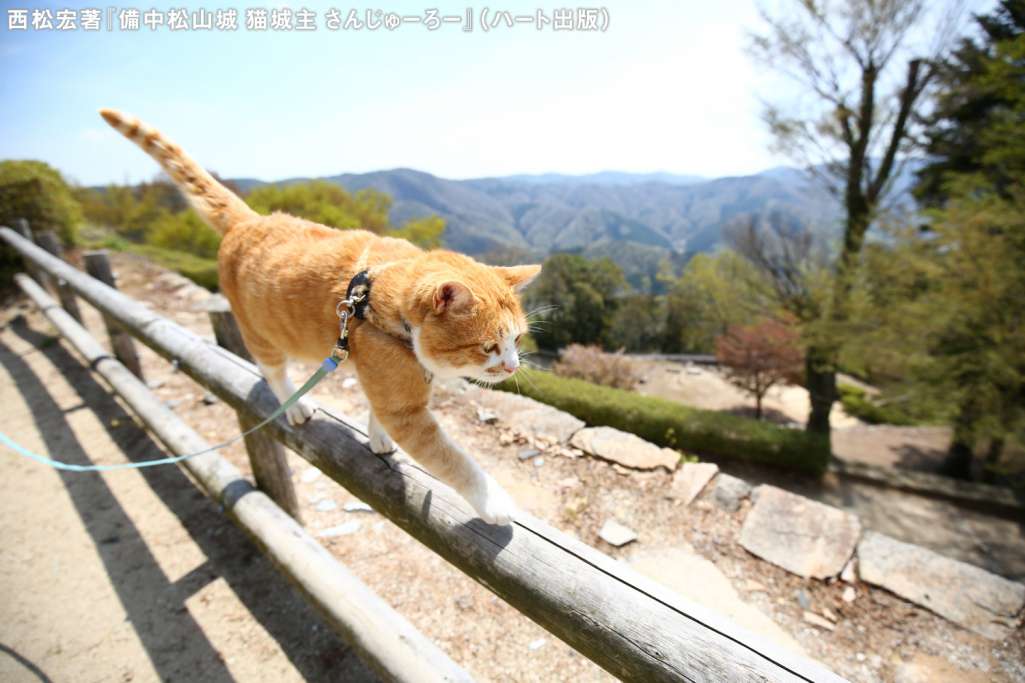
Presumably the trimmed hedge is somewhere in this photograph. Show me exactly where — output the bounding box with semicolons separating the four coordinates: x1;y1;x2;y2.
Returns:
498;369;829;475
838;384;919;426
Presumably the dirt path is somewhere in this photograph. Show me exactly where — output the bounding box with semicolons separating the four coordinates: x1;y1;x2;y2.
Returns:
3;252;1023;683
0;306;376;682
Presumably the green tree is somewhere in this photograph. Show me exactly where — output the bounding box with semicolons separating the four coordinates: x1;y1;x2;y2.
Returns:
922;188;1025;480
526;253;626;350
247;181;392;233
605;294;665;352
749;0;961;442
389;215;446;249
916;1;1025;204
906;1;1025;479
663;251;768;353
78;180;186;240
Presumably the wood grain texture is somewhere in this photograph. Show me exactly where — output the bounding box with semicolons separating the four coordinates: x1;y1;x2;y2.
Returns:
14;271;473;683
34;230;83;323
82;250;145;380
13;218;45;285
3;227;848;683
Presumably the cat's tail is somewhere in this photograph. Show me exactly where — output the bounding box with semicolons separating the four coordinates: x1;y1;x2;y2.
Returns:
99;108;255;234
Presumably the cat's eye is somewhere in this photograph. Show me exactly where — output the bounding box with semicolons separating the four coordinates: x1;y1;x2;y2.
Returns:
515;334;523;345
482;343;497;354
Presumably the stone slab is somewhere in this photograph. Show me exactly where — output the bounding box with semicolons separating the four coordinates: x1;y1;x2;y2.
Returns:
739;485;860;579
857;531;1025;640
570;426;679;471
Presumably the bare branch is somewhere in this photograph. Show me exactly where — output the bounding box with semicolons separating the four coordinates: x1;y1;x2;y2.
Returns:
867;59;931;202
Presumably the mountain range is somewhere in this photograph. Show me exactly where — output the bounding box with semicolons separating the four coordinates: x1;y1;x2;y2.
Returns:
231;164;909;290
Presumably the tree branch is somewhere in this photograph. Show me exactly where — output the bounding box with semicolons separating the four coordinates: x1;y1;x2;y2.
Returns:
868;59;931;202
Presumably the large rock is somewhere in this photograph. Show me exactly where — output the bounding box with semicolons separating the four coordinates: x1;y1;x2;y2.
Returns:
709;473;751;512
570;426;680;471
739;485;860;579
631;546;806;656
462;384;584;443
857;531;1025;640
669;462;718;504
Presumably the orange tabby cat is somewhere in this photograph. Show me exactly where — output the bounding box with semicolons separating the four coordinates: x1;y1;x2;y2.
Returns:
100;109;538;525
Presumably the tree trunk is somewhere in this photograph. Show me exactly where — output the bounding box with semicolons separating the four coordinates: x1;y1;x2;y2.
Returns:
755;394;763;420
808;163;870;451
942;399;979;480
942;440;976;480
981;437;1005;484
804;346;836;443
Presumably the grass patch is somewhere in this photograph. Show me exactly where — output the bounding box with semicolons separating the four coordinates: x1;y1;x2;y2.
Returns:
498;368;829;475
85;230;219;291
128;244;219;290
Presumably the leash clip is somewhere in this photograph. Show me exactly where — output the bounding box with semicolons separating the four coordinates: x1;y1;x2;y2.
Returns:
335;291;365;319
331;291;366;365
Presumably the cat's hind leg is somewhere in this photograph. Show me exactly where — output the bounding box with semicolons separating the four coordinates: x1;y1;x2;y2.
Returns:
258;360;316;426
232;321;317;426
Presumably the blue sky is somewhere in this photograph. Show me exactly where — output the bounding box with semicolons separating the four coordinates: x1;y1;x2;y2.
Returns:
0;1;988;186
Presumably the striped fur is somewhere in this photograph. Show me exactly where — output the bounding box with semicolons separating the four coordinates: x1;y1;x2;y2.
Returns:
99;108;253;233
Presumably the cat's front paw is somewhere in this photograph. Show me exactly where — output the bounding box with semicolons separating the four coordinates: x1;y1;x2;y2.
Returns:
465;475;517;526
285;396;316;426
367;412;396;454
368;428;395;454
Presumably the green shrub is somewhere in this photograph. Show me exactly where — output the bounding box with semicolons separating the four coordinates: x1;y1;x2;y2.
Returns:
552;344;640;390
0;160;82;245
145;210;220;258
0;160;83;288
838;384;920;426
498;369;830;474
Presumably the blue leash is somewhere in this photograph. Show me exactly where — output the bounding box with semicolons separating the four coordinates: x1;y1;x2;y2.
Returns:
3;285;364;473
0;356;341;472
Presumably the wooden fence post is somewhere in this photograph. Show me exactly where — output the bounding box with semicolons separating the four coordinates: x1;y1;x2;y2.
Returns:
208;296;302;522
83;250;145;380
34;230;83;323
13;218;46;285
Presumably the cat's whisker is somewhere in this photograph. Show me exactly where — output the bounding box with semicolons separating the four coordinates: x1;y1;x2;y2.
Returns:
518;369;542;393
527;304;558;316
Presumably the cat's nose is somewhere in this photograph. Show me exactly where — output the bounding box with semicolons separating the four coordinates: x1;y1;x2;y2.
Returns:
503;358;519;373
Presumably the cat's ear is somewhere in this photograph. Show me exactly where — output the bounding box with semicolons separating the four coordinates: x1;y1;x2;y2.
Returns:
433;281;473;314
493;264;542;291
